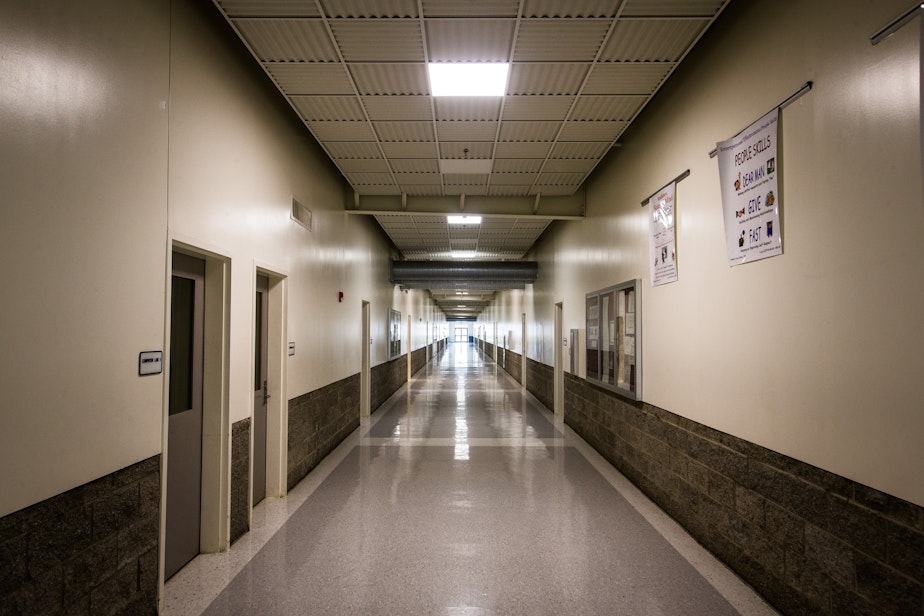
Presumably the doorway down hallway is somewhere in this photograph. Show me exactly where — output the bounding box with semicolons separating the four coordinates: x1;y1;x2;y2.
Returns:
165;344;775;615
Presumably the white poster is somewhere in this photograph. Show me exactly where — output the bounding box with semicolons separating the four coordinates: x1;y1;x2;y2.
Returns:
649;181;678;286
717;109;781;266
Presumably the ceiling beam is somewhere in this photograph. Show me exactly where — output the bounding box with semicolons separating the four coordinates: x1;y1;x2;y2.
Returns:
345;192;585;220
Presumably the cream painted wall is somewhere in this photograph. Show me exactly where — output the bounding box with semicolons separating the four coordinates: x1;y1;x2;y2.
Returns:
0;1;171;517
0;0;441;517
488;0;924;506
167;2;439;425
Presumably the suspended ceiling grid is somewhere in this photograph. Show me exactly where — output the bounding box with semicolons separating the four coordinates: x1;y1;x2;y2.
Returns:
212;0;730;318
213;0;731;205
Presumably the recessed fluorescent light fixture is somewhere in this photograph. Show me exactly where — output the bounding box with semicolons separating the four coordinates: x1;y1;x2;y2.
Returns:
447;215;482;225
428;63;509;97
451;250;477;259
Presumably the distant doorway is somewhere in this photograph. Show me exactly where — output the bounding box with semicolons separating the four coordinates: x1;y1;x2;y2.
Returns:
252;274;269;506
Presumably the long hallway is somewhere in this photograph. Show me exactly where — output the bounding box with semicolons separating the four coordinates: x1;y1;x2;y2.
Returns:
165;344;775;615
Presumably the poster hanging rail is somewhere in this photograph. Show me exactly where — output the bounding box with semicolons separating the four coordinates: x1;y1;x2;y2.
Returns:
708;81;813;159
640;169;690;206
870;2;924;45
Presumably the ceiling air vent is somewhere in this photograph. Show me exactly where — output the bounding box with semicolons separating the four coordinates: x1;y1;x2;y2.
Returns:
291;198;312;231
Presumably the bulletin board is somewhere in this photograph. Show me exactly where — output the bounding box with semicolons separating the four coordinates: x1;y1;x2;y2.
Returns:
585;279;640;400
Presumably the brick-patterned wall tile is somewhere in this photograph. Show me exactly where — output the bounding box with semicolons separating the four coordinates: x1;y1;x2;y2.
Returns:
0;456;161;615
562;374;924;616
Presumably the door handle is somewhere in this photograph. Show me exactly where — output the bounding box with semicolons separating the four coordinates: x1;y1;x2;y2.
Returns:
263;380;271;402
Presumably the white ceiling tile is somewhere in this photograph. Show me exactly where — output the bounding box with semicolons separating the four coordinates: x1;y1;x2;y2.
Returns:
436;122;499;142
363;96;434;121
514;20;612;62
325;142;383;158
498;122;560;142
601;19;709;62
390;159;439;173
439;142;494;159
234;20;337;62
330;21;424;62
350;64;429;95
421;0;520;18
381;142;439;158
374;122;435;142
292;96;366;121
522;0;621;18
621;0;726;17
493;142;552;158
336;158;391;173
583;63;674;95
218;1;320;17
507;63;590;95
266;64;354;95
502;96;575;121
425;19;515;62
549;142;610;159
558;121;626;142
569;95;646;121
493;159;543;173
308;121;377;141
320;0;419;18
434;98;502;121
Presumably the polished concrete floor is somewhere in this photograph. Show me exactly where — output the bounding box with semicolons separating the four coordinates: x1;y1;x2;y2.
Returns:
164;343;776;615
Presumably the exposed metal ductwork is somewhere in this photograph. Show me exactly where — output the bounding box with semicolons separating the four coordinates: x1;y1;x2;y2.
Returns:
391;261;538;290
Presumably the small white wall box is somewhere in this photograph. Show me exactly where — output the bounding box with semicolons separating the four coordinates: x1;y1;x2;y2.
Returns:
138;351;163;376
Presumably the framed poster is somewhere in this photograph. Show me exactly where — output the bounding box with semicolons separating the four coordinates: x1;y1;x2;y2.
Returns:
387;308;402;360
585;279;640;400
717;109;782;266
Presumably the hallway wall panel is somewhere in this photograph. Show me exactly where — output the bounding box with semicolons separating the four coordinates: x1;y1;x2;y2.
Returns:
485;0;924;508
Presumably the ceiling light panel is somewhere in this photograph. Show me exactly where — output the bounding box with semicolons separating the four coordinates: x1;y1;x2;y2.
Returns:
428;64;509;97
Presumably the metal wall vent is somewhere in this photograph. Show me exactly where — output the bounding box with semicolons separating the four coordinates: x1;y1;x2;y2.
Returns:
291;198;312;231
